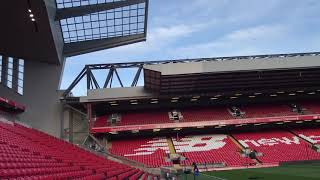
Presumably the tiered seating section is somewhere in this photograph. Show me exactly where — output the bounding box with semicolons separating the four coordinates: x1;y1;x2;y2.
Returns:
94;116;108;127
293;128;320;145
94;102;320;128
0;121;155;179
233;130;320;164
241;104;296;118
110;137;172;168
110;129;320;168
181;107;232;122
119;111;171;126
300;102;320;114
172;134;253;166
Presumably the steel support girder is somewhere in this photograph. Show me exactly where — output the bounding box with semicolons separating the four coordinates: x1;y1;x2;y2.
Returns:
109;72;113;88
114;68;124;87
56;0;146;20
103;68;114;88
131;66;143;87
84;52;320;69
86;67;91;90
89;70;100;89
62;67;87;97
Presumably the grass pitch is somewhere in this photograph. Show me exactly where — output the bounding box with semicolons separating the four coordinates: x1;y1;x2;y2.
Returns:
185;162;320;180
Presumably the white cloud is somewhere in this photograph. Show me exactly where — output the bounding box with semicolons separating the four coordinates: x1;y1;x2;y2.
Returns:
225;25;286;41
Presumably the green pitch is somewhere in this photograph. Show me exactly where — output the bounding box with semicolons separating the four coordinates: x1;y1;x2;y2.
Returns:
184;162;320;180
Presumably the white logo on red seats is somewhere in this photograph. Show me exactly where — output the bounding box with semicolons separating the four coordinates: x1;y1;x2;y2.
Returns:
299;134;320;144
239;136;300;147
124;137;169;156
173;135;227;153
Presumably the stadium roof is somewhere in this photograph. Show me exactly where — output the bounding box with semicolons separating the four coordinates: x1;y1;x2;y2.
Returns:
56;0;149;56
144;53;320;75
0;0;149;63
62;52;320;104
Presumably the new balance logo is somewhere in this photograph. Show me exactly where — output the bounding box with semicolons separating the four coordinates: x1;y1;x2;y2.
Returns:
298;134;320;144
173;135;227;152
239;136;301;147
125;137;169;156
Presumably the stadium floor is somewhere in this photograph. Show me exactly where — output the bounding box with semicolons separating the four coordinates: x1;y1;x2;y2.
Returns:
184;162;320;180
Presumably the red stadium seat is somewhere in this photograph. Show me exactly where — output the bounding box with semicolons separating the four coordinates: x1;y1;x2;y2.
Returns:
242;104;296;118
300;102;320;114
233;130;320;164
181;107;233;122
0;121;153;179
172;134;253;167
110;137;172;167
293;128;320;145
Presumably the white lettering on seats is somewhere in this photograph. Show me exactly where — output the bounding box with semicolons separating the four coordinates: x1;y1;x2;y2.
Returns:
172;134;227;153
124;137;169;157
257;138;278;146
299;134;320;144
239;139;260;147
273;137;300;145
239;136;301;147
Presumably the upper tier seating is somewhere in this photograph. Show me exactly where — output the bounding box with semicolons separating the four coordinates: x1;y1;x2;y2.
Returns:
233;130;320;164
110;137;172;167
0;121;153;179
241;104;297;118
181;107;233;122
300;102;320;114
293;128;320;145
94;102;320;128
172;134;253;166
94;116;108;127
119;111;171;126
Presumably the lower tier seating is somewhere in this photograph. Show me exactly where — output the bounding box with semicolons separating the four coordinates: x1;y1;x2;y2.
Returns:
0;121;154;179
293;128;320;145
110;137;172;167
233;130;320;164
110;129;320;168
172;134;253;166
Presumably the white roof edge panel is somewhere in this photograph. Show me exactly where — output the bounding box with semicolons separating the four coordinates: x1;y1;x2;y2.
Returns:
144;55;320;75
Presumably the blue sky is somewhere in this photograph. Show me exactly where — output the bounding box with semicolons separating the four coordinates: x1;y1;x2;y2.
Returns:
61;0;320;96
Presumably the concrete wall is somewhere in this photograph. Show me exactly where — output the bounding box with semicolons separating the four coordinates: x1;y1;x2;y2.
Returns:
0;0;67;137
81;86;153;102
0;60;64;137
62;107;88;144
